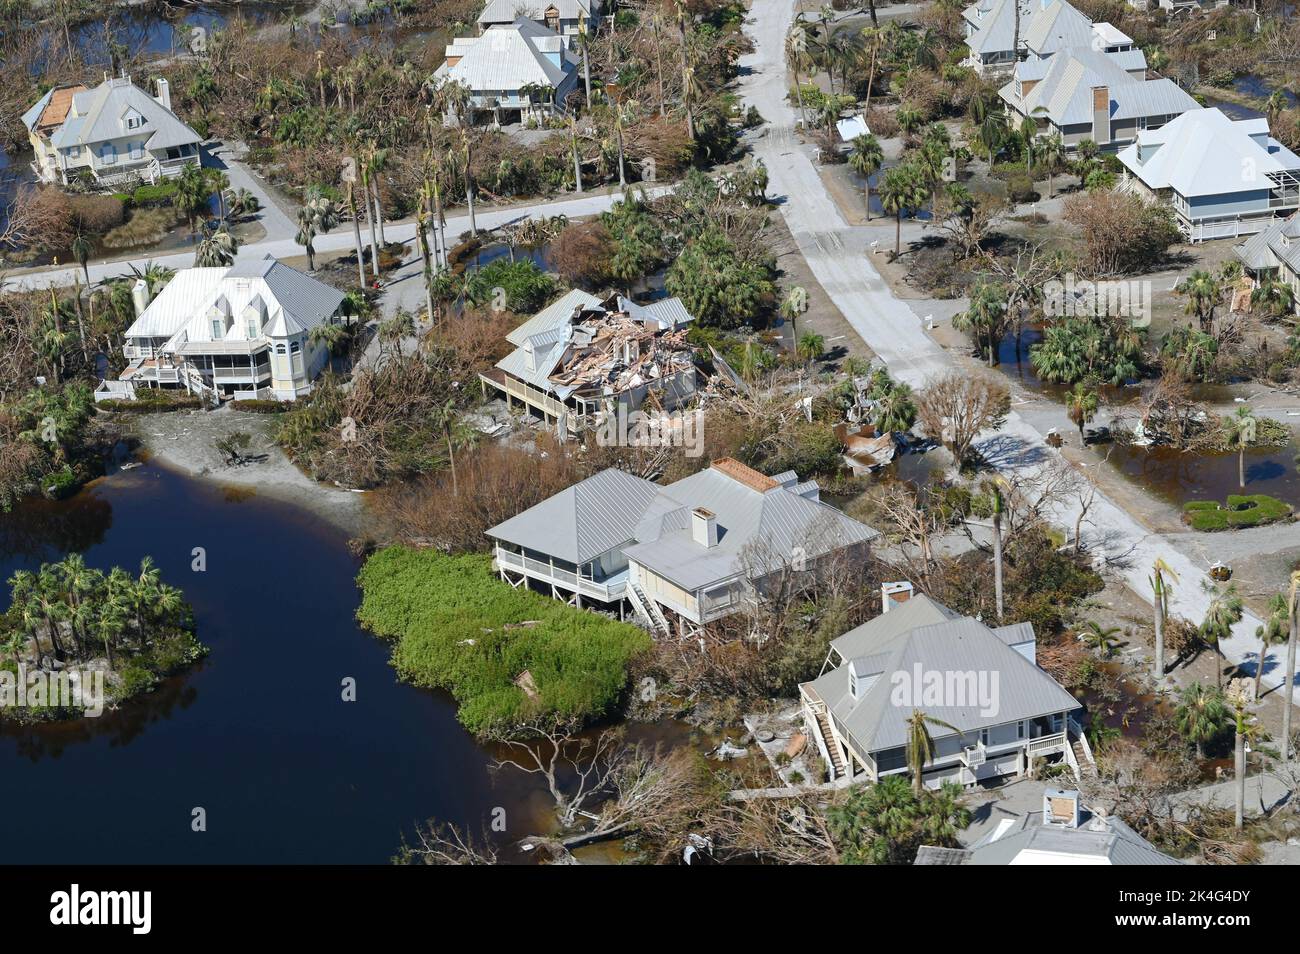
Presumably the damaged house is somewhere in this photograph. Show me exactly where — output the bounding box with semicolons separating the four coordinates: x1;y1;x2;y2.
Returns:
479;290;699;435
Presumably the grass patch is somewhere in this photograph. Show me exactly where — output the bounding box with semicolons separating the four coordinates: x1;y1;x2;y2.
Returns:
102;206;181;249
1183;494;1293;531
355;547;651;736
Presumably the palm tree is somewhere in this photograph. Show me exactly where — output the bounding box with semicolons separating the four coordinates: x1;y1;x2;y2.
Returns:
905;710;962;794
195;225;238;267
780;286;808;343
797;332;825;365
952;280;1006;365
1251;278;1295;318
1150;558;1178;681
1179;269;1222;334
1267;88;1290;125
1065;382;1099;440
786;26;811;127
847;133;883;221
977;109;1009;165
878;163;927;257
175;164;213;234
364;146;389;247
1230;698;1260;829
989;479;1005;621
1078;620;1123;657
1039;131;1065;197
1200;583;1244;690
1253;593;1289;704
346;179;368;287
69;232;93;358
1223;405;1257;490
1174;682;1228;759
872;382;916;434
295;192;339;272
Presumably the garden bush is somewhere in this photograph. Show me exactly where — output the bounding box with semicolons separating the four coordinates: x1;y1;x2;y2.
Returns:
356;548;651;736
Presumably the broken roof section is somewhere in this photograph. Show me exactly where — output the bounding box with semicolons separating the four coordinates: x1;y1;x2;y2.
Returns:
495;292;697;402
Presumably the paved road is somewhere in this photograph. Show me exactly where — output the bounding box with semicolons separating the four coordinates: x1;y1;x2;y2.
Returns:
738;0;1292;700
2;187;664;293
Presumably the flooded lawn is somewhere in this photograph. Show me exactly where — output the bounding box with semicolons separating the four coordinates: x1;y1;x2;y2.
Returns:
1106;441;1300;510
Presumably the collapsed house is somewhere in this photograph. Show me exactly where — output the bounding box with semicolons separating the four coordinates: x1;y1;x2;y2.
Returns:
479;290;699;436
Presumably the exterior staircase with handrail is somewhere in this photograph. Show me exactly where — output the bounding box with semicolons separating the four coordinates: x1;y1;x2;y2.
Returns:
627;580;669;636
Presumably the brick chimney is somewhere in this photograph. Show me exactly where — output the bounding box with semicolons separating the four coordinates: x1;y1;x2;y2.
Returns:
1091;86;1110;145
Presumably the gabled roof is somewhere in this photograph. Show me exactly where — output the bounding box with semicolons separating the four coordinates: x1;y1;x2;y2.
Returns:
964;0;1036;54
486;460;877;593
804;608;1080;755
1118;108;1300;198
485;467;663;563
1236;211;1300;273
1002;45;1196;127
438;18;576;93
622;460;878;592
22;84;87;135
124;256;344;344
506;288;601;346
963;810;1182;864
39;76;200;152
478;0;596;23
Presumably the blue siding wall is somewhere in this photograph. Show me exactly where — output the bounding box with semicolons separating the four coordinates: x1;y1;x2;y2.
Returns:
1188;189;1271;219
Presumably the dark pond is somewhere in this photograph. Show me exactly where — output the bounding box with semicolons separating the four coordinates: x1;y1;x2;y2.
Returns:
1104;440;1300;510
0;461;557;863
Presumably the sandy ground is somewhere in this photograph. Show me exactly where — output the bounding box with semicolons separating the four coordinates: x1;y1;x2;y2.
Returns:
127;405;365;535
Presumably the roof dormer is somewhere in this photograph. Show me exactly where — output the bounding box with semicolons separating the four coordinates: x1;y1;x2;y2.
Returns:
121;106;145;132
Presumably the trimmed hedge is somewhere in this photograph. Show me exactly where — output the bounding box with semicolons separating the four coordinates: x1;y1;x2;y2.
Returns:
97;393;203;413
1183;494;1292;531
356;548;651;736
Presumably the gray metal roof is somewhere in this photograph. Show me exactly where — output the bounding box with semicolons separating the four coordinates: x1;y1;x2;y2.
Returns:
622;465;878;592
1236;212;1300;274
965;810;1181;864
507;289;602;346
805;611;1081;754
830;594;962;660
485;467;662;564
964;0;1036;55
45;76;200;152
1023;0;1093;54
1002;45;1196;127
478;0;596;23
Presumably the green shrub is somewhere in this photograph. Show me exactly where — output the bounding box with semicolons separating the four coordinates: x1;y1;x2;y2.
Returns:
1183;495;1292;531
131;182;179;205
356;548;651;736
232;399;288;413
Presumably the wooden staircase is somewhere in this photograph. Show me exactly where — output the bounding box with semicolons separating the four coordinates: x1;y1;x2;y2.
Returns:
627;581;669;636
1071;739;1096;779
815;709;846;779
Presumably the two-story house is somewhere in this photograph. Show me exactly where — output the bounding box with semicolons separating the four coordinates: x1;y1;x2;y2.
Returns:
800;588;1092;786
23;74;202;188
478;289;698;435
119;256;345;402
436;17;580;125
486;458;878;635
1236;211;1300;311
1119;108;1300;242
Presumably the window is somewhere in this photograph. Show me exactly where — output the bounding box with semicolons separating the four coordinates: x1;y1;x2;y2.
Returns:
126;117;139;129
67;145;80;158
290;341;301;354
979;728;989;746
130;141;143;160
275;343;286;355
246;320;259;339
211;319;223;339
1017;720;1026;740
100;144;116;165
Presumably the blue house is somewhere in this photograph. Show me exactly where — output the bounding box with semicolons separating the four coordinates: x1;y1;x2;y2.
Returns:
1117;108;1300;242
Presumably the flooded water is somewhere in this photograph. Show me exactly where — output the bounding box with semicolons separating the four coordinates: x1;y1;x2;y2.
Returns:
1106;441;1300;510
0;461;558;863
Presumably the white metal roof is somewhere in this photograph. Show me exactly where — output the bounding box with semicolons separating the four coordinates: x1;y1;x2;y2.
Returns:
125;256;344;347
438;18;576;93
1118;108;1300;197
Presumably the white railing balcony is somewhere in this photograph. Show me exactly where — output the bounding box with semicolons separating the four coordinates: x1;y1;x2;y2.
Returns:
961;742;987;767
494;548;624;601
1024;730;1067;757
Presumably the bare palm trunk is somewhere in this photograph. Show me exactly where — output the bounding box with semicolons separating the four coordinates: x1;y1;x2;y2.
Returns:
348;184;366;287
1154;579;1166;680
992;512;1004;622
1234;725;1245;829
1284;594;1298;768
